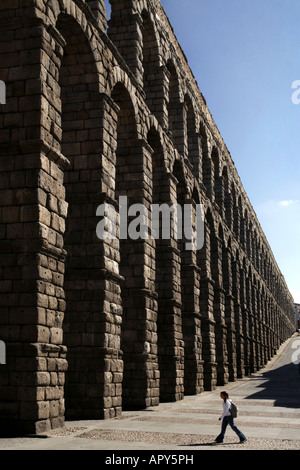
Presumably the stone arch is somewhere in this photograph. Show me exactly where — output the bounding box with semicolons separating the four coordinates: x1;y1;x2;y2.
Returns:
232;183;239;238
198;206;213;280
247;220;253;260
52;11;108;419
222;233;232;294
45;0;106;41
262;245;267;280
171;157;189;193
141;9;161;117
166;60;183;152
144;115;168;164
200;122;212;196
110;81;149;409
243;207;249;252
252;229;257;269
222;166;232;228
211;146;220;205
237;195;243;245
184;93;201;182
107;67;142;135
111;82;139;196
256;237;261;275
172;158;188;251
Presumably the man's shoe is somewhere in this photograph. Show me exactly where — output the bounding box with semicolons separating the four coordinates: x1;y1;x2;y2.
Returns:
240;438;247;443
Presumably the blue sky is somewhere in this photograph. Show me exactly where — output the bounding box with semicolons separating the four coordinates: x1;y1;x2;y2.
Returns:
105;1;300;303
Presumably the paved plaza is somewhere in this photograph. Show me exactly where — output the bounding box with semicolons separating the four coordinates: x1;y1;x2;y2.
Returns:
1;334;300;451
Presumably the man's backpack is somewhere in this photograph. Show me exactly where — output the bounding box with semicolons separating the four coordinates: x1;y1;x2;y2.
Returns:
230;401;239;418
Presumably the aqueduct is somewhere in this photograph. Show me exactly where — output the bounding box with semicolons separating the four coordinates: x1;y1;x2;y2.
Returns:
0;0;295;433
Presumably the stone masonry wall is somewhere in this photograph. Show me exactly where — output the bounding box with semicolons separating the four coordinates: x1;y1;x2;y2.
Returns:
0;0;295;434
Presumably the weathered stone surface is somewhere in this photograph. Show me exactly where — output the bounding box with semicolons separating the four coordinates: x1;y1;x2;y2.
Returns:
0;0;295;434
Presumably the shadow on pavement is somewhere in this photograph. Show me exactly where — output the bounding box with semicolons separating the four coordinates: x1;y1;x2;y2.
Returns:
245;361;300;408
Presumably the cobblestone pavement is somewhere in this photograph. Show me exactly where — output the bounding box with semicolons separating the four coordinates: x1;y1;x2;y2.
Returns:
1;335;300;451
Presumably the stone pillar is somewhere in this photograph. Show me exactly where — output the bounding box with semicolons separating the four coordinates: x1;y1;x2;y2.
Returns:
214;175;224;214
266;297;272;361
183;98;202;181
251;282;259;372
232;260;245;378
39;20;125;421
261;294;268;366
181;195;203;395
211;235;228;386
0;15;69;434
198;221;217;391
200;278;217;390
119;140;160;409
156;171;184;402
214;287;229;386
108;2;143;86
255;286;263;369
246;275;257;373
141;11;163;123
223;247;237;382
120;285;160;409
201;134;213;200
262;294;268;366
169;101;185;156
158;65;171;130
182;263;203;395
240;267;250;376
268;297;275;358
192;133;203;183
86;0;108;31
104;92;160;410
233;202;240;241
225;192;233;231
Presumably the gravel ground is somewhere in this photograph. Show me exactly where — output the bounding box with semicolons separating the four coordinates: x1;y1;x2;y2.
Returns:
71;429;300;450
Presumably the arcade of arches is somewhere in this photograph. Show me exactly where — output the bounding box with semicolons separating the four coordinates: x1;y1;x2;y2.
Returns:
0;0;295;433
